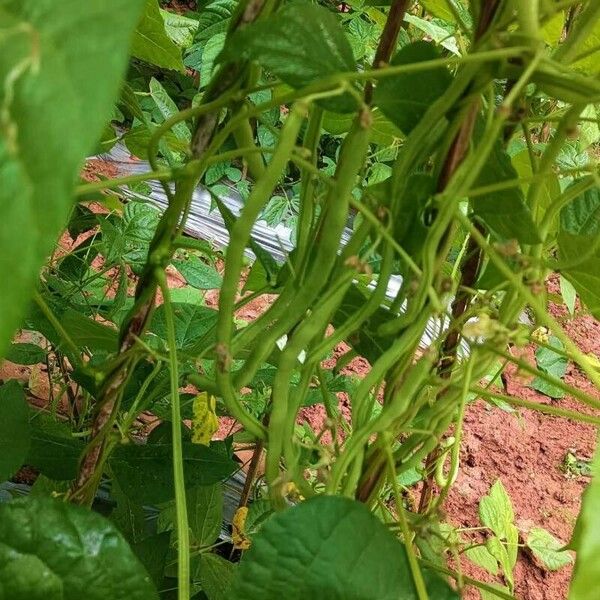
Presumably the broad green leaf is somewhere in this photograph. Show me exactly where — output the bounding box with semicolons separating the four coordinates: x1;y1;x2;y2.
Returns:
532;335;568;399
149;77;191;141
151;302;218;353
159;484;223;546
479;584;511;600
374;42;452;135
132;532;170;588
173;256;222;289
219;4;357;112
196;553;235;600
160;9;199;49
404;14;460;54
29;475;70;498
578;104;600;150
0;496;157;599
323;109;403;146
110;479;148;545
26;412;84;480
473;139;541;244
527;527;573;571
201;33;227;88
4;342;45;365
189;484;223;546
229;496;458;600
560;275;577;315
196;0;237;42
101;201;161;272
569;435;600;599
465;545;498;576
541;11;565;46
479;480;514;540
420;0;457;23
122;125;188;160
558;233;600;318
111;440;236;504
132;0;184;71
506;522;519;572
512;149;561;238
570;20;600;74
0;381;30;482
486;536;513;589
560;185;600;237
61;309;118;353
0;0;145;359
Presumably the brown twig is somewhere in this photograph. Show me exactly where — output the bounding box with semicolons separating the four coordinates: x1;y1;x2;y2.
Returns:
364;0;410;104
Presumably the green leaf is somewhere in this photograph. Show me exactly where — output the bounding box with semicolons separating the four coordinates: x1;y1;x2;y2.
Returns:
160;9;199;49
541;11;565;46
229;496;458;600
196;0;237;42
219;4;357;112
560;275;577;315
512;149;561;238
149;77;191;141
570;434;600;599
196;553;235;600
0;0;145;359
160;484;223;546
0;381;30;482
527;527;573;571
373;42;452;135
0;496;157;599
111;441;237;504
570;20;600;74
323;109;403;146
558;233;600;319
189;484;223;546
404;14;459;54
420;0;458;23
173;256;222;289
465;545;498;576
479;480;514;540
101;201;161;272
473;139;541;244
61;309;118;353
485;536;513;589
560;185;600;237
132;532;171;588
26;412;84;480
150;303;218;353
122;125;188;160
110;479;148;545
201;33;227;88
132;0;184;71
5;342;45;365
532;335;568;399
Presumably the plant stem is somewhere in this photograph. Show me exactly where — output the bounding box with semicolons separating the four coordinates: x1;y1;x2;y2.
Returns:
157;270;190;600
33;290;82;364
383;434;429;600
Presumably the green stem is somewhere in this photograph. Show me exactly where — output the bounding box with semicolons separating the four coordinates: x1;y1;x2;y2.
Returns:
383;433;429;600
33;290;82;364
471;385;600;425
157;271;190;600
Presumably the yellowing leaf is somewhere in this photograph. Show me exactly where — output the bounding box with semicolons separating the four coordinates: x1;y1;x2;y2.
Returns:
232;506;251;550
192;392;218;446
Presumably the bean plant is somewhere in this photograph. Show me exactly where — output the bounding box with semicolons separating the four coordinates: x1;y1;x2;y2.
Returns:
1;0;600;599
